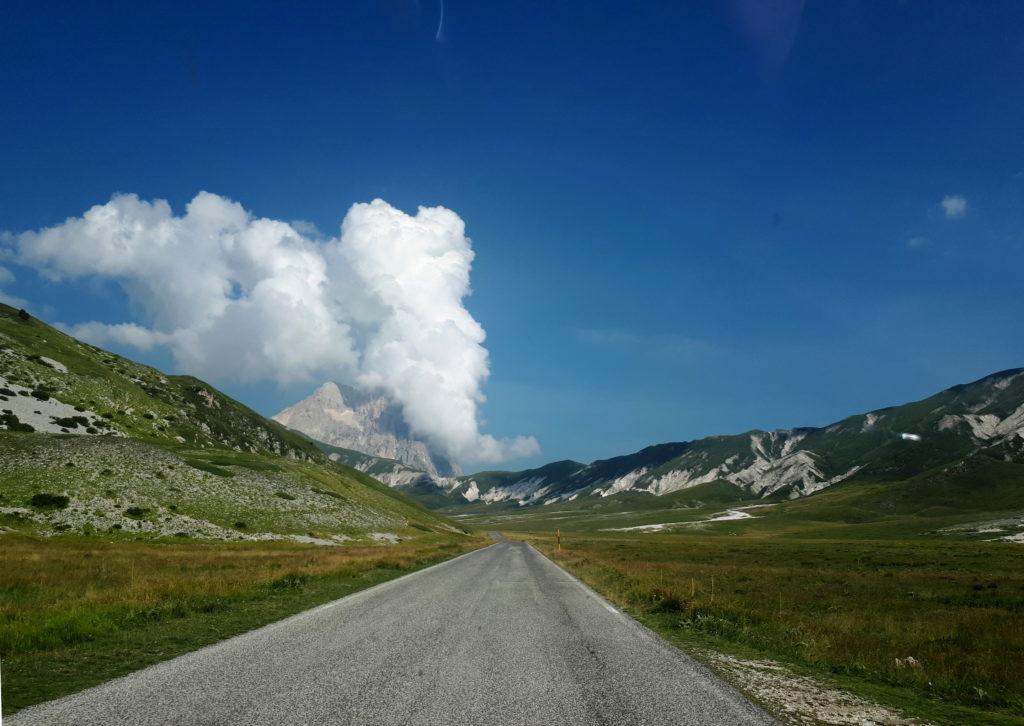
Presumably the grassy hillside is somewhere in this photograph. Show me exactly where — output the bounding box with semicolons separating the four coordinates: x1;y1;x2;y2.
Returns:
462;456;1024;540
0;303;468;543
0;303;320;457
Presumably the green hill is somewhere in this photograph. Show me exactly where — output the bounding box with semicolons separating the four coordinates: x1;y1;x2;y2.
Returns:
0;304;465;543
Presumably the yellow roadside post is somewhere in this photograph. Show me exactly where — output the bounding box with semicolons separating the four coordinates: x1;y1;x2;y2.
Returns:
557;528;561;551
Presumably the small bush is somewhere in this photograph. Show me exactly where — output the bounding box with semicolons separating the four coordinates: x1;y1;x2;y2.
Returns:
30;493;70;509
233;521;248;529
52;416;89;429
1;411;34;432
124;506;150;518
274;491;296;501
17;308;30;321
30;389;50;401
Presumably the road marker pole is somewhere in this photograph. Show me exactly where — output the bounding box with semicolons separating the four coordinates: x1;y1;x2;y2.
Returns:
556;528;561;551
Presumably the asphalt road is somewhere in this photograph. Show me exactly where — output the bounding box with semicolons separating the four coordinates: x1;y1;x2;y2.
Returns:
11;537;774;725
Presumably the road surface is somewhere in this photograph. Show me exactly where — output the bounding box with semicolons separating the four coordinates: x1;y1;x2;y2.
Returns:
11;537;774;725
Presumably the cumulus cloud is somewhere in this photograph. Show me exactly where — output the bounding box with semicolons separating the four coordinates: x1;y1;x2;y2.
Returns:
11;192;537;464
941;195;968;219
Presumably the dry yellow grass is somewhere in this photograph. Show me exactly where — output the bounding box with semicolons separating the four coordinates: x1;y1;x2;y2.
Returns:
528;533;1024;722
1;534;479;654
0;532;485;713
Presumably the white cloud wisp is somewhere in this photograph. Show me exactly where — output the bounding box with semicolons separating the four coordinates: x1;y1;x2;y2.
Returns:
11;192;538;464
941;194;968;219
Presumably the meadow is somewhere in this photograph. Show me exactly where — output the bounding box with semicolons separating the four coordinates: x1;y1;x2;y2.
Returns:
520;530;1024;725
0;533;486;715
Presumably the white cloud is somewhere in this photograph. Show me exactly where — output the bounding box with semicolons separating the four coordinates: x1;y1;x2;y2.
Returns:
61;321;172;351
906;236;929;249
12;192;537;465
941;195;968;219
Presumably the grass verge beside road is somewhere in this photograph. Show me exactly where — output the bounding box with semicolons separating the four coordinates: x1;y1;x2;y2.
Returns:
0;532;487;715
523;531;1024;725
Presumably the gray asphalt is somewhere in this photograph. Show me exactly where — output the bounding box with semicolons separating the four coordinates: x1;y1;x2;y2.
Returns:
11;537;774;725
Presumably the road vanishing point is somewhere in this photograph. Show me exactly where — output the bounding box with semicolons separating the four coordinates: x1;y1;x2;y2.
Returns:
11;537;774;725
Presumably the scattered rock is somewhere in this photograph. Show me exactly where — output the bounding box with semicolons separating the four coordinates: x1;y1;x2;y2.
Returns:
894;656;922;670
705;651;925;725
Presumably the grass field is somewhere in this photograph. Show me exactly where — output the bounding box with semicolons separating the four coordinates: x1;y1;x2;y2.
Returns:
0;532;487;715
474;466;1024;724
517;530;1024;725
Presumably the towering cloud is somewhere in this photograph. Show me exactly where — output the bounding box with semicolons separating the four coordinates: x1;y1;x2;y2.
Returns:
11;192;538;464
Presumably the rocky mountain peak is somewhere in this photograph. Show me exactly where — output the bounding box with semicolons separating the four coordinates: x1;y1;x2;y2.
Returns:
273;383;460;477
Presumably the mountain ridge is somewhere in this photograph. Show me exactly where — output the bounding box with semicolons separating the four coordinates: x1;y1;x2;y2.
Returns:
337;367;1024;510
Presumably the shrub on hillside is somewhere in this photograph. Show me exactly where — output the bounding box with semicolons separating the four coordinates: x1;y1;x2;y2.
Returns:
30;493;70;509
1;411;34;432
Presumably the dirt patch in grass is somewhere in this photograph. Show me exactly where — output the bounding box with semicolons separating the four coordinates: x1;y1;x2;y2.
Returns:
706;652;920;725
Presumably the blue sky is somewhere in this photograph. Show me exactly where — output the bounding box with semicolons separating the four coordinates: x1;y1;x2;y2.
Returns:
2;1;1023;470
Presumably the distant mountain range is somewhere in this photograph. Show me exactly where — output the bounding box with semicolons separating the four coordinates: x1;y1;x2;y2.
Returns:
272;382;460;478
292;368;1024;510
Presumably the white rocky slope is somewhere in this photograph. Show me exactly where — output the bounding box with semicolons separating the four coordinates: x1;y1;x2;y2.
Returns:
447;368;1024;508
273;382;460;478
